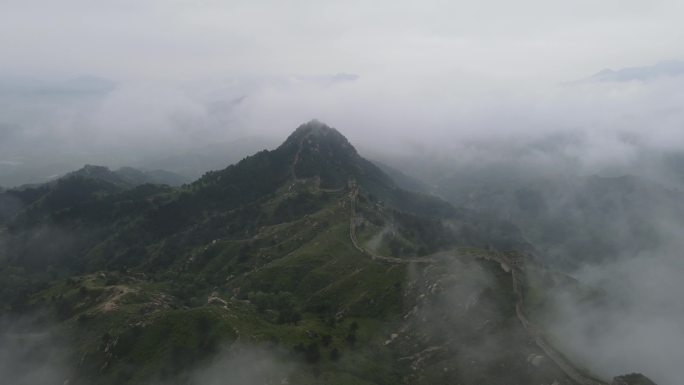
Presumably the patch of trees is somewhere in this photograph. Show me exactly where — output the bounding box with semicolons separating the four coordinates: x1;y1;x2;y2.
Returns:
293;342;321;364
248;291;301;324
272;192;327;223
346;321;359;348
384;210;455;256
192;150;290;210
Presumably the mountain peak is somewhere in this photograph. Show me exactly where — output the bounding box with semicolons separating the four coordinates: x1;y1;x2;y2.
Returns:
276;121;379;189
283;120;352;150
65;164;122;184
196;121;392;199
296;119;333;133
63;164;185;187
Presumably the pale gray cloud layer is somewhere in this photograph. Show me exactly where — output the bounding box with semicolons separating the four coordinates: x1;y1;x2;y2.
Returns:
2;0;682;81
1;0;683;154
0;1;682;151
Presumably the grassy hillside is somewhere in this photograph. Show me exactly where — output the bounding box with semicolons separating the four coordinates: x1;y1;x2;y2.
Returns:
0;121;639;385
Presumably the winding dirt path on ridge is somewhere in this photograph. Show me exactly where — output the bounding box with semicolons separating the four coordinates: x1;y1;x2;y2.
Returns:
347;180;608;385
348;182;437;264
290;134;306;182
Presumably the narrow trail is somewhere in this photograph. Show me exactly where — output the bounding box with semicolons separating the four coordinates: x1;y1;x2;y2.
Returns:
348;182;438;264
290;133;307;182
290;135;351;194
475;252;607;385
347;180;608;385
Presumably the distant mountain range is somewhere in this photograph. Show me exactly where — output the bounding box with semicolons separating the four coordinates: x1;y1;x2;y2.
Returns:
577;60;684;83
0;136;278;189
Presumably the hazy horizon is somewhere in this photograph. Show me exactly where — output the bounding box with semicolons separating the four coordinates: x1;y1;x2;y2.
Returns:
2;1;684;186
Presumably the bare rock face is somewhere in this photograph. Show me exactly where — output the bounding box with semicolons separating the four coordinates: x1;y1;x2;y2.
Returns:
612;373;657;385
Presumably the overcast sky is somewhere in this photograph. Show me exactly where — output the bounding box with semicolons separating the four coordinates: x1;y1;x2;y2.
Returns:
1;0;684;170
3;0;683;81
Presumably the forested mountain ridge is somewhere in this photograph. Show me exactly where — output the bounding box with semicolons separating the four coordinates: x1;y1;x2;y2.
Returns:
0;121;655;385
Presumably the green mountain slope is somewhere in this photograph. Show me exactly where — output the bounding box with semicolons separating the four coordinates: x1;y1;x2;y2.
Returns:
0;121;654;385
